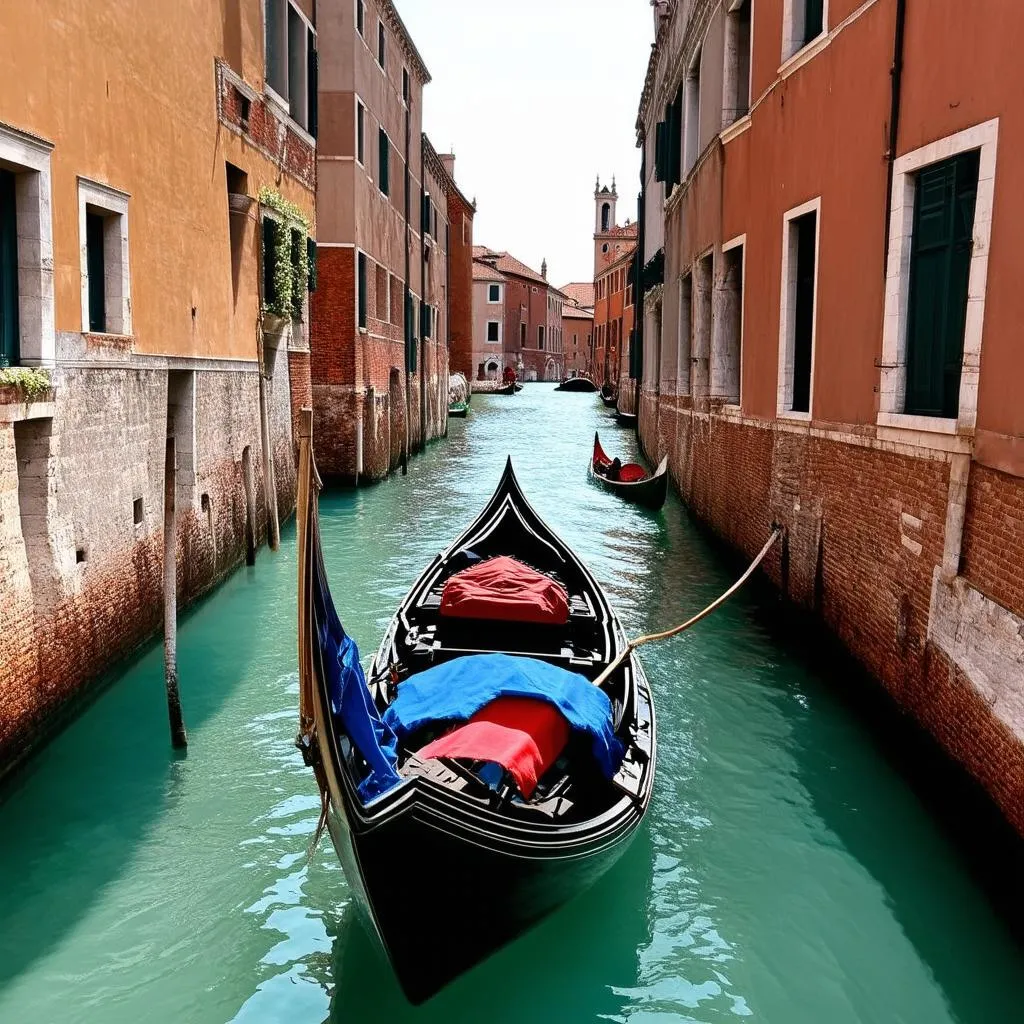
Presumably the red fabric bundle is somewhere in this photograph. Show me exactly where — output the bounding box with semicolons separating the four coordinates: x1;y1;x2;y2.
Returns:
439;556;569;625
415;697;570;798
619;464;648;482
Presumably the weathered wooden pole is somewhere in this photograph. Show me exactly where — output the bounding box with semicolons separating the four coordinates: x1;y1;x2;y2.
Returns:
164;435;188;748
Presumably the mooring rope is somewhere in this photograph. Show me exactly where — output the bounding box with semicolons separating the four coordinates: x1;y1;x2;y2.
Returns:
593;528;784;689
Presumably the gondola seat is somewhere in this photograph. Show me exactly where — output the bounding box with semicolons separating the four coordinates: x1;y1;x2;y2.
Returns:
415;696;570;798
439;556;569;625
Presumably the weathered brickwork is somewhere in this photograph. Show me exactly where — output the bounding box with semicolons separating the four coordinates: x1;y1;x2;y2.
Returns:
639;393;1024;834
0;356;300;780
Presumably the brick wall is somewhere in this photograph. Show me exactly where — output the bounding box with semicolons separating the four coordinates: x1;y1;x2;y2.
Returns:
639;391;1024;835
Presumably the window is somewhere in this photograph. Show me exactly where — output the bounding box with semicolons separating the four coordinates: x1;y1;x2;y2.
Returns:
778;201;820;416
487;320;500;343
488;283;501;303
684;50;702;176
676;271;692;394
79;178;130;336
377;20;386;69
403;68;410;104
601;203;610;232
226;162;248;305
879;120;996;431
356;100;365;164
357;251;367;329
715;238;744;403
376;264;388;322
783;0;826;61
538;325;545;349
265;1;317;133
723;1;752;126
356;0;364;37
520;323;526;347
693;253;713;397
0;170;17;365
378;129;390;196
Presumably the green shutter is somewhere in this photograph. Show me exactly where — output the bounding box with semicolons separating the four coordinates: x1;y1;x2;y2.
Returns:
290;228;304;317
307;236;318;292
905;151;979;418
262;218;278;309
804;0;824;43
357;252;367;328
86;212;106;332
0;170;19;366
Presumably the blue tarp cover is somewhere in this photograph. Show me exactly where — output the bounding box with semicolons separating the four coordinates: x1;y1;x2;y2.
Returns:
383;654;625;781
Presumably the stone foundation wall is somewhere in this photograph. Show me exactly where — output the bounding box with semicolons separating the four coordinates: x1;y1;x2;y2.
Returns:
0;348;300;779
640;389;1024;835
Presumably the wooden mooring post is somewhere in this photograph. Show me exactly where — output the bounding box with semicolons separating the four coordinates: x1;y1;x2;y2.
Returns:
164;435;188;749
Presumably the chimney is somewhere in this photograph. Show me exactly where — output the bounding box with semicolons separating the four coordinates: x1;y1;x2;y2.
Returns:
651;0;671;35
439;152;456;180
541;258;548;280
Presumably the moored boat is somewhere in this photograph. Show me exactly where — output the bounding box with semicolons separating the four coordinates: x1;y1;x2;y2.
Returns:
589;433;669;510
615;409;638;427
555;376;598;393
295;412;656;1004
601;393;618;409
448;401;469;418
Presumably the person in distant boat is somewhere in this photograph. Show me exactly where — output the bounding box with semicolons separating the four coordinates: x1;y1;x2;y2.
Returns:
607;458;622;482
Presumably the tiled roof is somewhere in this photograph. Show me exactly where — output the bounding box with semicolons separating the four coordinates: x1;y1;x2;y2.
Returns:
473;246;548;286
561;282;595;309
563;304;594;321
473;260;506;283
603;222;639;239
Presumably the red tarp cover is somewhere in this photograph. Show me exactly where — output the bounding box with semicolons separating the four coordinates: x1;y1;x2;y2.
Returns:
440;556;569;625
618;464;648;482
415;696;570;798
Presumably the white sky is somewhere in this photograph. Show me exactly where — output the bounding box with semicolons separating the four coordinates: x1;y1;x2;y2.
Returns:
396;0;653;287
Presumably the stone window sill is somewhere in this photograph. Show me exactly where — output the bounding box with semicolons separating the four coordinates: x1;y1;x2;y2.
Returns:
877;412;958;435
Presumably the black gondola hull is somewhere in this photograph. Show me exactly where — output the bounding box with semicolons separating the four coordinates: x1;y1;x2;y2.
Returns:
555;377;598;393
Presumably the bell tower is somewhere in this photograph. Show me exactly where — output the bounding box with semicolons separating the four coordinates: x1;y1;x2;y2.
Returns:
593;175;619;276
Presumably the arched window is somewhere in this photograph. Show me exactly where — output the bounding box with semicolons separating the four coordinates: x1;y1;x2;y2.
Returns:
601;203;610;232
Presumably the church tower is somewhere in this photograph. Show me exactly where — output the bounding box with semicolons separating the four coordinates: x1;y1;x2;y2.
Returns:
594;175;620;276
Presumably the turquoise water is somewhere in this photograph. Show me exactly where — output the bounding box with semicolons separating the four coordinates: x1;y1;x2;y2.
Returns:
0;387;1020;1023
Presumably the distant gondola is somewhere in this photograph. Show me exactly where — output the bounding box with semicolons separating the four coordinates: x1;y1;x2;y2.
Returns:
555;376;598;393
495;382;516;396
296;417;656;1005
615;410;638;427
589;433;669;510
514;382;523;392
448;402;469;418
601;393;618;409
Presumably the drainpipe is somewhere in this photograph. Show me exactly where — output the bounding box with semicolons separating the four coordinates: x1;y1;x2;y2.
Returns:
883;0;908;272
402;89;412;475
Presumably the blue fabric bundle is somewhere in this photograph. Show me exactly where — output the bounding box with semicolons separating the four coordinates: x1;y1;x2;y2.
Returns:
383;654;625;780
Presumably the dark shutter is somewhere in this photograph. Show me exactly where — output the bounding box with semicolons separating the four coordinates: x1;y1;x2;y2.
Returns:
421;300;431;337
405;289;416;371
804;0;824;44
307;36;318;139
791;211;817;413
307;236;317;292
0;170;19;365
669;85;683;185
905;151;979;418
290;228;303;316
654;122;667;182
421;192;431;234
357;252;367;329
378;130;389;195
87;212;107;332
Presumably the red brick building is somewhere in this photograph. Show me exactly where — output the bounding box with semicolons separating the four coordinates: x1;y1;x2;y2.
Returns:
439;153;475;381
311;0;469;481
594;245;637;388
472;248;564;382
636;0;1024;833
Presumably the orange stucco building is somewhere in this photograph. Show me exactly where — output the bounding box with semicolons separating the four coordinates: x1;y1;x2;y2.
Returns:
635;0;1024;834
0;0;316;776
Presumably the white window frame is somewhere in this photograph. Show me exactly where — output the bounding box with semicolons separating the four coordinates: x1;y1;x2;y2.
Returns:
716;233;746;407
0;123;55;367
878;118;998;435
487;283;502;304
777;198;820;420
264;0;316;138
722;0;753;129
355;0;365;38
683;47;702;177
782;0;828;64
377;19;386;71
78;177;131;337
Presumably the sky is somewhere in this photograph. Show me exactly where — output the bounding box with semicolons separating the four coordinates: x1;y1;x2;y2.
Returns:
396;0;654;287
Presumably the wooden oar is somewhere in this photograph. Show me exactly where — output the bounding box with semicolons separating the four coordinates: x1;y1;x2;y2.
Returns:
594;528;783;689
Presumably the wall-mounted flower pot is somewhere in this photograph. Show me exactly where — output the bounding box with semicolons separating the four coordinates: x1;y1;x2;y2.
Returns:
228;192;254;216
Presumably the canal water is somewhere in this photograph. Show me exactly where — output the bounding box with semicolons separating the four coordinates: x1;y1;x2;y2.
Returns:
0;387;1021;1024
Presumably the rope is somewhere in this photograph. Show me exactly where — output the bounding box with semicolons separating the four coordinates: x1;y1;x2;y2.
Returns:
593;528;783;689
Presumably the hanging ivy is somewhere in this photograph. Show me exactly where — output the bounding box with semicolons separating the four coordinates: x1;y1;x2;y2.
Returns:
259;187;311;321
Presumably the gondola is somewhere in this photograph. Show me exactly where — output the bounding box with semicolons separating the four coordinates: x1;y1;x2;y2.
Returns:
589;433;669;510
601;393;618;409
555;376;598;393
615;409;638;427
495;381;516;395
514;382;523;392
448;401;469;418
295;411;656;1005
